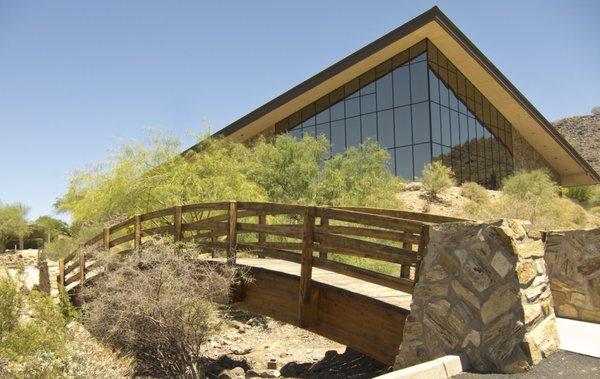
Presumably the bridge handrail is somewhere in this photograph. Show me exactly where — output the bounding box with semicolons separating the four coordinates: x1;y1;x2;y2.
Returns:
58;201;453;315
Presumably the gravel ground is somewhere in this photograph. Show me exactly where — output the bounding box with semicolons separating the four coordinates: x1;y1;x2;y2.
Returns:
455;350;599;378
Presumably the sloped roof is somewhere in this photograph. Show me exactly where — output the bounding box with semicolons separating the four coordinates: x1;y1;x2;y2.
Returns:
185;6;599;185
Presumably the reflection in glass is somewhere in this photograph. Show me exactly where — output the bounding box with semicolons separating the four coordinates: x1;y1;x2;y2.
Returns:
282;39;514;187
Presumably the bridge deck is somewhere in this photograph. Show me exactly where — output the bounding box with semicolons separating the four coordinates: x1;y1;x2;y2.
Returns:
227;257;413;310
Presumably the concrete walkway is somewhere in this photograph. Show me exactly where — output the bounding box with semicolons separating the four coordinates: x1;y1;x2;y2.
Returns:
556;317;600;358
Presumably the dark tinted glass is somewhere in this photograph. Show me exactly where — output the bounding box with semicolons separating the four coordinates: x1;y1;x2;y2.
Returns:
346;116;361;147
395;146;413;180
431;102;441;144
376;73;393;111
394;106;412;146
361;93;376;114
316;109;330;124
377;109;394;148
330;120;345;155
361;113;377;142
330;101;344;121
345;97;360;118
393;66;410;107
413;143;431;179
412;102;430;144
410;61;428;103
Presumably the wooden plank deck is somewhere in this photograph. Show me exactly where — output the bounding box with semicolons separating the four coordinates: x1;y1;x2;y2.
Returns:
213;257;413;310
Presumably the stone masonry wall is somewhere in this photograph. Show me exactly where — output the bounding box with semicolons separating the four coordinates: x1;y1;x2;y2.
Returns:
394;219;559;373
512;130;559;182
544;228;600;323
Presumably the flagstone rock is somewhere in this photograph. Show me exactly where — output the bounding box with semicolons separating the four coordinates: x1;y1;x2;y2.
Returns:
395;219;559;374
544;227;600;323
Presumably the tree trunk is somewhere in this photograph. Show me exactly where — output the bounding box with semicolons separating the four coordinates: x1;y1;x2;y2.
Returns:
0;240;5;254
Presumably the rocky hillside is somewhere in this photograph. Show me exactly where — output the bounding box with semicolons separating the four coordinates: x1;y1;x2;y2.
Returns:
553;114;600;174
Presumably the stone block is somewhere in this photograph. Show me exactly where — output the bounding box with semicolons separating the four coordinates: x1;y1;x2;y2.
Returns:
491;251;512;278
423;265;448;282
464;255;495;293
481;283;519;324
516;240;545;258
581;309;600;323
451;280;480;309
516;261;537;285
557;303;578;318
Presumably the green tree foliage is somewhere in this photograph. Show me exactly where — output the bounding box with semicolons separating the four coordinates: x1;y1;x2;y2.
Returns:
34;215;70;242
0;202;29;252
421;161;455;199
56;131;404;226
317;141;403;208
247;135;328;204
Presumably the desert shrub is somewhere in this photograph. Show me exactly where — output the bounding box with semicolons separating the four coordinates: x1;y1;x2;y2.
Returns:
499;170;589;229
589;186;600;206
0;276;21;338
592;106;600;115
81;238;240;377
460;182;490;204
564;186;592;202
0;289;68;377
421;161;455;199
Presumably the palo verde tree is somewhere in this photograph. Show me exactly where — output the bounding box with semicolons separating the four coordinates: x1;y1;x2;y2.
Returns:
56;130;405;228
34;215;70;243
0;201;29;253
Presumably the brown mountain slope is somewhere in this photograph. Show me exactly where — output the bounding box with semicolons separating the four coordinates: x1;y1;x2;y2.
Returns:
553;114;600;175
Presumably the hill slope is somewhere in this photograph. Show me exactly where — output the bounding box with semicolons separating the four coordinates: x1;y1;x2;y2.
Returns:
553;114;600;174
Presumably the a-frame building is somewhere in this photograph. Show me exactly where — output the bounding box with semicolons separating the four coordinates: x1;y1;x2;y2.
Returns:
186;7;599;187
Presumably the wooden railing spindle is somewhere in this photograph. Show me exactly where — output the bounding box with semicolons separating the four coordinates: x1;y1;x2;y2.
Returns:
318;217;329;259
400;242;412;279
257;213;266;258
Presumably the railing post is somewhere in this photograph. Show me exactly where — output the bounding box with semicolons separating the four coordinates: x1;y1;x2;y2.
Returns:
173;205;182;242
58;259;65;288
298;206;316;327
257;213;266;258
134;215;141;248
318;217;329;259
414;224;430;284
103;227;110;250
79;251;85;291
227;201;238;265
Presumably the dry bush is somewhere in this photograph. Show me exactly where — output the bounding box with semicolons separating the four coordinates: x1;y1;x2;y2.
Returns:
460;182;490;204
81;238;241;378
421;161;455;199
460;169;594;229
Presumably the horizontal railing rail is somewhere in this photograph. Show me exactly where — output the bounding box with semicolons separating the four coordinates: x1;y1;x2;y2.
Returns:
58;201;444;324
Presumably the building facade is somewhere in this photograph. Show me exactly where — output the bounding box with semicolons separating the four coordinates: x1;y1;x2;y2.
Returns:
186;7;599;188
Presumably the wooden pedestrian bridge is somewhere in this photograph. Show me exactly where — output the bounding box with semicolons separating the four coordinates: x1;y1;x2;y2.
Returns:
59;201;463;365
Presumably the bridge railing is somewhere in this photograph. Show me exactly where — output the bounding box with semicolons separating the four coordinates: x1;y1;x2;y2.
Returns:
59;202;462;311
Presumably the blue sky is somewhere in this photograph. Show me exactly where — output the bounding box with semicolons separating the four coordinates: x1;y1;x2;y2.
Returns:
0;0;599;221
